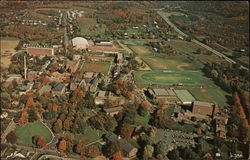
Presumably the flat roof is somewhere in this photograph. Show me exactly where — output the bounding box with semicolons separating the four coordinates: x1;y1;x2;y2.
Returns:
174;89;195;103
193;101;214;107
153;89;168;96
104;106;123;113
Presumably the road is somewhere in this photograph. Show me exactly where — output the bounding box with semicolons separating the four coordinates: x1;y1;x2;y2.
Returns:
157;11;248;71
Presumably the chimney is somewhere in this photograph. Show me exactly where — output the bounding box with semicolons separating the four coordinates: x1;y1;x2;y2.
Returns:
24;55;27;80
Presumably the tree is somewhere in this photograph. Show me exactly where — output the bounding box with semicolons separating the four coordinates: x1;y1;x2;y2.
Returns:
85;145;102;158
106;141;121;157
27;109;38;122
119;123;133;139
113;151;123;160
143;145;154;159
58;139;67;152
138;106;148;117
53;119;62;133
37;136;46;148
6;131;17;144
155;141;168;157
232;91;241;106
76;138;87;155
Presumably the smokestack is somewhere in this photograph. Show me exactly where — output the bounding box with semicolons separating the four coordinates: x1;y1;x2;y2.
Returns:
24;55;27;80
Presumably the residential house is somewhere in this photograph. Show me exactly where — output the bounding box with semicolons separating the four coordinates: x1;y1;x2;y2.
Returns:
27;71;37;81
38;85;52;96
105;132;138;158
26;47;54;56
70;77;86;90
89;76;99;93
5;74;23;86
52;82;65;95
0;112;8;119
104;106;124;117
73;55;83;61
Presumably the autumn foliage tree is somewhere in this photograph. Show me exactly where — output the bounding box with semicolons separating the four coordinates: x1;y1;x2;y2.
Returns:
58;139;67;152
6;131;17;144
113;151;123;160
53;119;62;133
36;136;46;148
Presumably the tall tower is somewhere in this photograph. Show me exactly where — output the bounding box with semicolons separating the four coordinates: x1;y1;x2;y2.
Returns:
24;55;27;80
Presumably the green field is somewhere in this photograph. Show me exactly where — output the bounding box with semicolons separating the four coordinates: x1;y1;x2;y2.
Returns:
78;61;110;74
16;121;53;147
134;70;208;85
188;86;230;108
74;127;104;144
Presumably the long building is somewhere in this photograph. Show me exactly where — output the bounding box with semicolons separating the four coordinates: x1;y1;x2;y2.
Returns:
26;47;54;56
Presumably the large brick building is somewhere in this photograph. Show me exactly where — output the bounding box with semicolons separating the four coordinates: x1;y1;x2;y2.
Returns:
192;101;218;116
26;47;54;56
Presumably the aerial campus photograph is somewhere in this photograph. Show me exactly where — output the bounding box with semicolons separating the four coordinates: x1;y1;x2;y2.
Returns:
0;1;249;160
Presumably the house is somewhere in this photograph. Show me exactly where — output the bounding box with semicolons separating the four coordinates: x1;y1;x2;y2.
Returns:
38;85;52;96
66;60;80;73
5;74;23;86
89;77;99;93
73;55;83;61
52;82;65;95
174;89;195;105
192;101;217;116
104;106;124;116
72;37;89;49
0;112;8;119
27;71;37;81
113;65;121;77
105;132;138;158
26;47;54;56
70;77;87;90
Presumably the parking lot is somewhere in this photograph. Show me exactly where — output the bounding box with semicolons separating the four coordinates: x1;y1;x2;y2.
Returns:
155;129;197;148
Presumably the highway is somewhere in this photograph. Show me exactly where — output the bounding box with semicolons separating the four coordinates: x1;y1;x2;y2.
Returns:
157;11;248;71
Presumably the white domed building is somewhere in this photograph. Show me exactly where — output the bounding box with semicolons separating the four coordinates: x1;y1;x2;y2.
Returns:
72;37;89;49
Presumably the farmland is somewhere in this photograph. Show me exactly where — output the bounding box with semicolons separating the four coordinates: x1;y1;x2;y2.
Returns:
78;60;111;74
15;121;53;147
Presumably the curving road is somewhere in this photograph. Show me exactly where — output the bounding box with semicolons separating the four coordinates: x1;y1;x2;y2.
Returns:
157;11;248;71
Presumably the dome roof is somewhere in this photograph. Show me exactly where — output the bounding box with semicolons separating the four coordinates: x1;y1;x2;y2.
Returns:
72;37;89;46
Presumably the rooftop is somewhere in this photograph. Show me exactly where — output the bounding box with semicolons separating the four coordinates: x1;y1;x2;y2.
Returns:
193;101;214;107
72;37;89;46
104;106;124;113
174;89;195;103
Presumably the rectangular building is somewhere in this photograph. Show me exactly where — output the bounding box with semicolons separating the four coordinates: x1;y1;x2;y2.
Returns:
26;47;54;56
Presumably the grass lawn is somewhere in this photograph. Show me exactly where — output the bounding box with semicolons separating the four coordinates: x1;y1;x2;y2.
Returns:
134;70;207;85
74;127;105;144
129;45;202;71
16;121;53;147
188;85;230;108
120;39;148;46
79;61;110;74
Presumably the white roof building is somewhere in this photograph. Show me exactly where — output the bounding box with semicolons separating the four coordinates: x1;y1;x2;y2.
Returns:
72;37;89;49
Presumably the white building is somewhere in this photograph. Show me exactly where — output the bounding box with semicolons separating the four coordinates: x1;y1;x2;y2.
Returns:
72;37;89;49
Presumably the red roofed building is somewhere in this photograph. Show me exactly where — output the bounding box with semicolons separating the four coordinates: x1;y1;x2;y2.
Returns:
26;47;54;57
192;101;217;116
88;46;119;54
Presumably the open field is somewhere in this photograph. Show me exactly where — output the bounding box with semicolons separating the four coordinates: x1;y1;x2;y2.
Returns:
79;61;110;74
0;38;20;68
188;86;230;108
16;121;53;147
77;17;107;37
74;127;104;144
166;40;227;64
134;70;207;85
129;44;203;71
